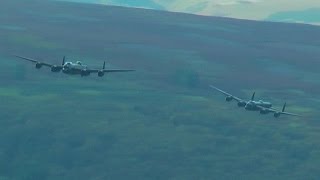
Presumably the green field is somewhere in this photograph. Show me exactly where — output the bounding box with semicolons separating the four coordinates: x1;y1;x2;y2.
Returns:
0;0;320;180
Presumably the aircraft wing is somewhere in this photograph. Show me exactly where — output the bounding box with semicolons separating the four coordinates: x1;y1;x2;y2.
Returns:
209;85;244;102
14;55;54;67
103;69;135;73
280;112;301;117
258;106;301;117
87;69;135;73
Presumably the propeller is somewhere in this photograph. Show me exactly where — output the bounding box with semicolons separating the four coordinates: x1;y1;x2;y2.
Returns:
62;56;66;65
274;102;287;118
98;61;106;77
282;102;286;112
251;92;255;101
51;56;65;72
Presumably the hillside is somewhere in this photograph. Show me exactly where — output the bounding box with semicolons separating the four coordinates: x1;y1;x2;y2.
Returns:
60;0;320;24
1;0;320;179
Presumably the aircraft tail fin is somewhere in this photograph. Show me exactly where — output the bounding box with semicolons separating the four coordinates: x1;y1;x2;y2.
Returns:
103;61;106;69
251;92;255;101
282;102;287;112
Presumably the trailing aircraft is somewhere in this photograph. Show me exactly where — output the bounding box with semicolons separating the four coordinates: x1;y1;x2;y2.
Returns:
14;55;135;77
209;85;300;118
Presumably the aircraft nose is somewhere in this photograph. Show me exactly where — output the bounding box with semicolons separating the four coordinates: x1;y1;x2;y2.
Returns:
62;66;68;72
244;103;251;110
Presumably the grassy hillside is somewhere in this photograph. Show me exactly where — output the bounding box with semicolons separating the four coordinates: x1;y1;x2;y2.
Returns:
60;0;320;25
0;0;320;179
267;8;320;25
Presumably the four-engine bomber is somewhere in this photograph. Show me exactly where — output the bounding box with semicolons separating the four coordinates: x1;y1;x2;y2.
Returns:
14;55;135;77
210;85;300;118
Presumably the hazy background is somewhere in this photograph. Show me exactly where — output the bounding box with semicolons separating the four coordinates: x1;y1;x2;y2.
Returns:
1;0;320;179
61;0;320;24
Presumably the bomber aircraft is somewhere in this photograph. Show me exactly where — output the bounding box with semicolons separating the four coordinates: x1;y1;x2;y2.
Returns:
209;85;300;118
14;55;135;77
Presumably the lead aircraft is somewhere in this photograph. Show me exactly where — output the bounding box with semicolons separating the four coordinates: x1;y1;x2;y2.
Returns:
209;85;300;118
14;55;135;77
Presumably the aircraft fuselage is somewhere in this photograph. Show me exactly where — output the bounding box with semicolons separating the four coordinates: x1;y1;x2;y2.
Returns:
62;61;89;76
244;100;272;111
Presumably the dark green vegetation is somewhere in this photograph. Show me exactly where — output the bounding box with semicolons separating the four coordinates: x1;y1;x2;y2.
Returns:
1;0;320;179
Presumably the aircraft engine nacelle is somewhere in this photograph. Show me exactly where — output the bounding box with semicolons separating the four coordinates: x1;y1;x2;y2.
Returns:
260;109;269;114
274;112;281;118
81;69;90;76
237;101;246;107
51;65;62;72
35;63;42;69
98;70;105;77
225;96;233;102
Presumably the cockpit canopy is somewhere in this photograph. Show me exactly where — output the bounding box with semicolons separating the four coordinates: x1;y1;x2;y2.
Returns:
76;61;82;65
64;62;72;66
